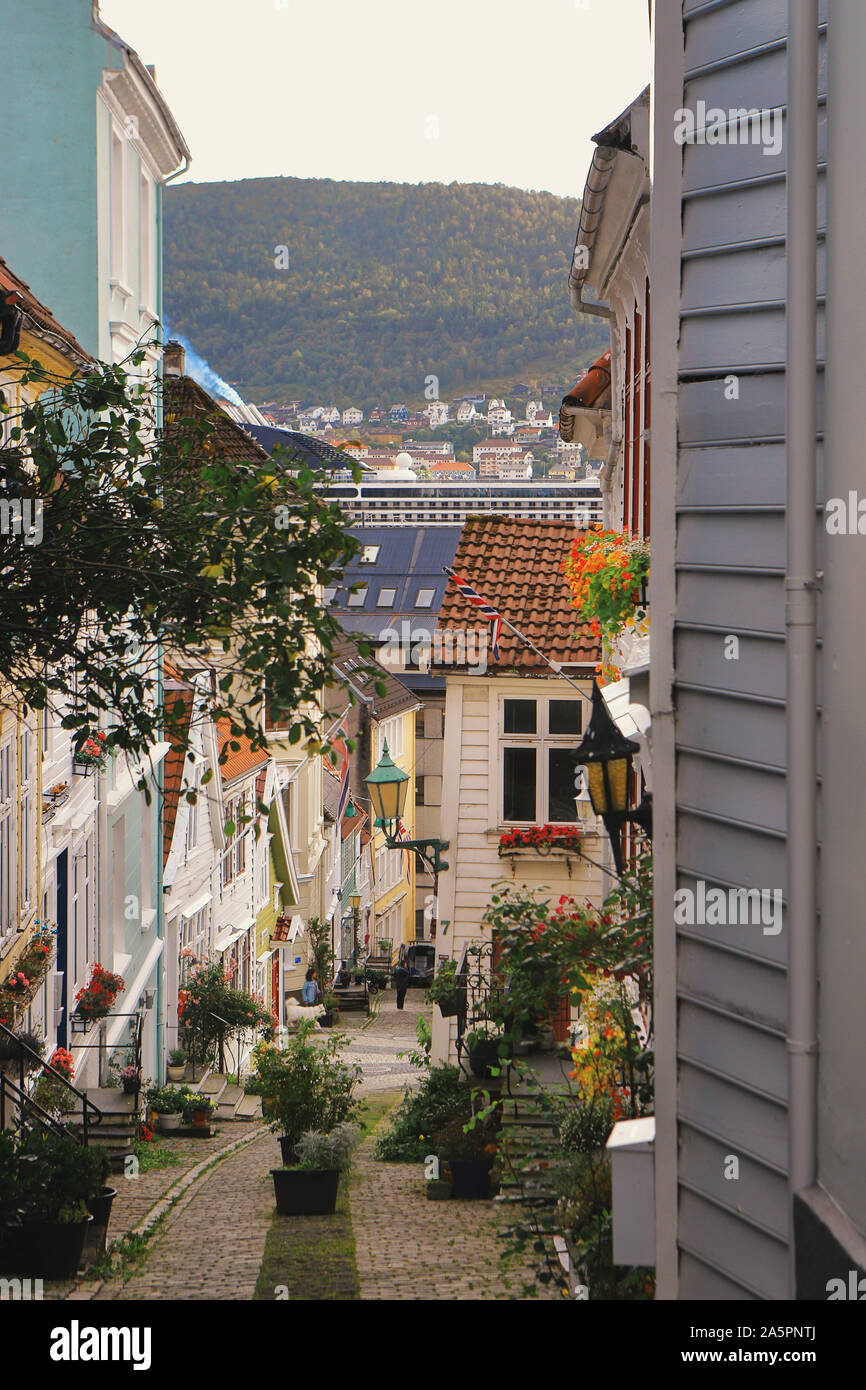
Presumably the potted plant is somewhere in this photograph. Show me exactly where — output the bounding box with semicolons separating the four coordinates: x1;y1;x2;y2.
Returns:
319;993;339;1028
0;1027;44;1076
148;1084;184;1132
0;1131;109;1279
253;1022;360;1166
427;959;466;1020
74;963;126;1023
120;1065;141;1095
270;1121;361;1215
72;729;110;773
465;1028;509;1080
435;1116;499;1200
29;1046;78;1117
166;1047;187;1083
181;1090;215;1128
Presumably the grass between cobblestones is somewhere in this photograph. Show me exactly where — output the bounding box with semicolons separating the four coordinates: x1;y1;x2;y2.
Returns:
253;1090;402;1302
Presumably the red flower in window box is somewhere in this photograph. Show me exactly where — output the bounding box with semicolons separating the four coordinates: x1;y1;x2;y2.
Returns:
74;963;126;1019
498;825;582;857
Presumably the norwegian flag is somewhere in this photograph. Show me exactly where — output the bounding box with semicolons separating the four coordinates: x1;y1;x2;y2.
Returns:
442;566;502;660
332;730;351;823
394;820;413;884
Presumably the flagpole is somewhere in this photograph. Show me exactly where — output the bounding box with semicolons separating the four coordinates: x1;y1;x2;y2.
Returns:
442;568;594;707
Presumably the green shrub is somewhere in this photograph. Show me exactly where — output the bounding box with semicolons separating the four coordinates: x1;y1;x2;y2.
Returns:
375;1064;473;1163
558;1097;616;1155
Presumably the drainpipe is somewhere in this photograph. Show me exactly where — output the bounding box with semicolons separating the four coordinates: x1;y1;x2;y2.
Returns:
785;0;819;1297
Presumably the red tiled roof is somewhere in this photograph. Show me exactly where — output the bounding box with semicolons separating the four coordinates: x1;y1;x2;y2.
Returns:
436;518;600;673
0;256;90;363
216;718;270;783
341;807;367;841
162;691;193;868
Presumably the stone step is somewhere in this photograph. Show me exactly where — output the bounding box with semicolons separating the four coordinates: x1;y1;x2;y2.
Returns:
234;1093;262;1120
197;1075;228;1101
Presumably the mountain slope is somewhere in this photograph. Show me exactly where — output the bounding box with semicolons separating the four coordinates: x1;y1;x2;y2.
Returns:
164;177;607;408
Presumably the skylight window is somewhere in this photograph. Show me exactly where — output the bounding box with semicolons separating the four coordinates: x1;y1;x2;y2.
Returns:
415;589;435;608
377;587;397;608
347;587;368;607
361;545;381;564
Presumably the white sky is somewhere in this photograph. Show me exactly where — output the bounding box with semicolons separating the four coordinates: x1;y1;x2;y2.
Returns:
99;0;650;197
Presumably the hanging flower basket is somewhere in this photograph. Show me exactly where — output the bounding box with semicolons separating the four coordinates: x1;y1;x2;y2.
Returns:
72;731;109;773
74;963;126;1021
498;826;583;857
562;528;650;680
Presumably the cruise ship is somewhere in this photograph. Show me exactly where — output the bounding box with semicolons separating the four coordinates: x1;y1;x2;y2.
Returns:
324;477;602;527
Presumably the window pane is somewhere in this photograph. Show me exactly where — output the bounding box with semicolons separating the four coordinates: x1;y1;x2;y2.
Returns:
347;587;367;607
503;699;536;735
548;748;580;822
549;700;582;735
503;747;536;821
416;589;435;608
377;587;396;607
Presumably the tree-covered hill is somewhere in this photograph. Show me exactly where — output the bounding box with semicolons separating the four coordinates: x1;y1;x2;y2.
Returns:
164;177;607;409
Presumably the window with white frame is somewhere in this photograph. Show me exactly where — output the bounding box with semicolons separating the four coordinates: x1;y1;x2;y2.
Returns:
374;715;404;761
185;769;199;856
499;696;583;825
139;170;153;309
110;126;126;284
0;735;13;936
222;793;250;889
19;727;34;915
73;835;95;986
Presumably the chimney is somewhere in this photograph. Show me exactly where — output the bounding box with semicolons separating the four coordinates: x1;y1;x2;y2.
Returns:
163;340;185;377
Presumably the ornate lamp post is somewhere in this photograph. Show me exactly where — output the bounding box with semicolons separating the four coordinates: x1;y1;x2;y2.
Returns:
574;682;652;875
365;741;450;937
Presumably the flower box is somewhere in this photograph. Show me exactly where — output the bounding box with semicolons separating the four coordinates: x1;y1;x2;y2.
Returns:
498;826;583;857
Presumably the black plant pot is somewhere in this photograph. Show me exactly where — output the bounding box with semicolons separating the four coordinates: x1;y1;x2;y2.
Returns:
319;1012;333;1028
448;1158;493;1200
436;992;467;1019
271;1168;340;1215
0;1216;93;1279
468;1039;507;1079
278;1136;299;1166
86;1186;117;1226
122;1080;140;1096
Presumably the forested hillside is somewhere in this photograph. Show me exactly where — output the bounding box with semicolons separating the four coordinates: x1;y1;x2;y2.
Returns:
164;178;607;407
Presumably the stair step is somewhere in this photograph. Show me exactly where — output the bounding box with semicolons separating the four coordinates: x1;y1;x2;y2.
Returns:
234;1094;262;1120
197;1075;228;1100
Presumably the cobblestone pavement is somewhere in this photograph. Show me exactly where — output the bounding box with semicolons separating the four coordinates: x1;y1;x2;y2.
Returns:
349;1116;550;1301
339;989;427;1094
105;1125;258;1244
96;1127;280;1302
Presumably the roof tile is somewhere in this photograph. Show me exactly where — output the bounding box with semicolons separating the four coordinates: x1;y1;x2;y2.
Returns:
436;518;599;673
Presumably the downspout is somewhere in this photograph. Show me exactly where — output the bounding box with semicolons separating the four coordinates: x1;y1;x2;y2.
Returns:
785;0;819;1297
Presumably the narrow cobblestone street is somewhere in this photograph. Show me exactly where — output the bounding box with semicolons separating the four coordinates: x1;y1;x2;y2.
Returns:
56;993;548;1302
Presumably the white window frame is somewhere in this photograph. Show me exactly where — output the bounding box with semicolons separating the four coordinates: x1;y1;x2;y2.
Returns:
110;123;126;286
497;693;583;827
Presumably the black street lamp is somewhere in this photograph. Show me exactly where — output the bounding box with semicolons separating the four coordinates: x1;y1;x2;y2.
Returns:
365;741;450;877
575;681;653;874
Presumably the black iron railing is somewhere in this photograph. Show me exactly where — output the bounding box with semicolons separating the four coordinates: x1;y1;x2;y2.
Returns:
0;1017;103;1145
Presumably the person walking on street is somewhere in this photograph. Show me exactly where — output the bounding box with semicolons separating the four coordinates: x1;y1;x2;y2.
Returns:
393;959;410;1010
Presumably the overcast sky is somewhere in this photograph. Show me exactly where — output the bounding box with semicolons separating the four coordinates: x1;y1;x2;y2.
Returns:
100;0;650;198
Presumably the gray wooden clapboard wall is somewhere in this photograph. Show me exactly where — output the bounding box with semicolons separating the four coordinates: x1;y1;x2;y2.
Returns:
665;0;827;1299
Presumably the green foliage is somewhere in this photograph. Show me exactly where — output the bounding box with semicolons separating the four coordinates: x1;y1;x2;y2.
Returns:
293;1122;362;1171
554;1150;654;1300
426;959;466;1010
179;961;272;1064
0;353;360;765
145;1084;185;1115
557;1096;616;1155
374;1064;473;1163
164;178;609;407
434;1114;498;1162
253;1023;360;1144
9;1130;109;1224
131;1139;183;1173
307;917;334;990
